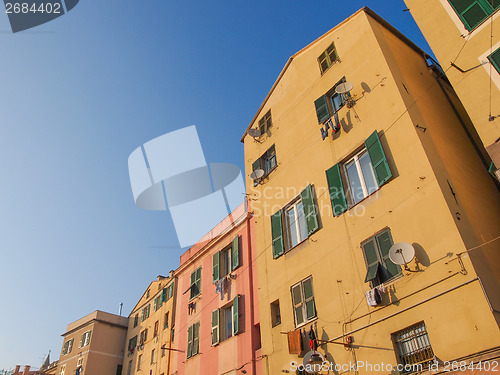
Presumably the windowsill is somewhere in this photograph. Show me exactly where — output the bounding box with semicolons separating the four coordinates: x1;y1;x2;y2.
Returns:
189;293;201;302
346;187;381;212
295;316;318;330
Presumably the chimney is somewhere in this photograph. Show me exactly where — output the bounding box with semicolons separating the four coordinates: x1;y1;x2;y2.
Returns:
14;365;20;374
22;365;30;375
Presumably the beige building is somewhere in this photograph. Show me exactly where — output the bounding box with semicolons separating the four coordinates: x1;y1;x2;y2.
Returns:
242;7;500;375
404;0;500;177
57;310;128;375
123;274;176;375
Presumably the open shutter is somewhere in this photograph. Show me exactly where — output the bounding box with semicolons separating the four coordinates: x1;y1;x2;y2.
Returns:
186;326;193;358
213;252;220;283
326;164;348;216
161;288;167;304
291;284;304;326
232;236;240;270
233;295;239;335
314;95;330;123
303;278;316;320
169;282;174;299
300;185;319;235
365;131;392;186
271;210;284;258
252;159;261;171
362;239;381;283
211;310;219;345
193;323;200;355
377;230;400;278
448;0;491;31
154;297;158;311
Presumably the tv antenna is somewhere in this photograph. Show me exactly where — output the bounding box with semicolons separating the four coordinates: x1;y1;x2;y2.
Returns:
389;242;416;271
248;128;262;143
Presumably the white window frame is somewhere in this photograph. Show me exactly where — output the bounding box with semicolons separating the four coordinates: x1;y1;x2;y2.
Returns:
219;247;232;279
343;148;378;206
220;304;234;342
284;197;307;250
291;276;316;327
79;330;91;348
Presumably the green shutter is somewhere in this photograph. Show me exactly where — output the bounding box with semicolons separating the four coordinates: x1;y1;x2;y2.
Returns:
233;295;239;335
291;284;304;325
377;230;400;278
168;282;174;299
161;288;167;303
141;308;145;322
300;185;319;235
211;310;219;345
326;164;348;216
193;323;200;355
488;47;500;74
314;95;330;124
187;325;193;358
365;131;392;186
213;252;220;283
252;159;261;171
363;239;381;283
271;210;284;258
154;298;158;311
232;236;240;270
448;0;491;30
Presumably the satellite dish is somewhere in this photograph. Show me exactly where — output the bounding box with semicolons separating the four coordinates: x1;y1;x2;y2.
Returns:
303;351;325;373
250;169;265;180
335;82;354;94
389;242;415;266
248;128;262;138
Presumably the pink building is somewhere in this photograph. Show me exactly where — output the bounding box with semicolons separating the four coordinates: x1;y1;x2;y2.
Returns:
171;201;262;375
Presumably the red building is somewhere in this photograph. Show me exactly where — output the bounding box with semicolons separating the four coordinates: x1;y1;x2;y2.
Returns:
171;201;262;375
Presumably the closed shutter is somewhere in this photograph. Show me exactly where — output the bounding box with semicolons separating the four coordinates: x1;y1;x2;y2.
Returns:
448;0;491;30
314;95;330;123
300;185;319;235
271;210;284;258
193;323;200;355
233;295;239;335
362;239;381;282
186;325;193;358
377;230;400;278
365;131;392;186
488;47;500;73
213;252;220;283
232;236;240;270
302;278;316;320
326;164;348;216
141;308;145;322
211;310;219;345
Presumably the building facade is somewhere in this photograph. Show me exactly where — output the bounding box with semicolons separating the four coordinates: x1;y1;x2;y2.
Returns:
170;202;262;375
57;310;128;375
123;274;176;375
404;0;500;177
242;7;500;375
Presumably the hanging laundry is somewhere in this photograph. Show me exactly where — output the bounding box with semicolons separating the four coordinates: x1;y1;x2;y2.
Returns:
308;326;318;351
366;287;382;306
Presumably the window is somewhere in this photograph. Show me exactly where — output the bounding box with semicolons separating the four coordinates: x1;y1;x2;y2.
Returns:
137;354;142;370
76;358;83;367
190;267;202;299
139;329;148;345
128;335;138;352
318;42;338;74
164;312;169;329
162;346;166;357
127;361;133;375
154;296;160;311
258;110;272;134
154;321;159;337
167;282;174;300
59;365;66;375
362;228;400;287
79;330;91;348
291;277;316;327
186;322;200;359
211;296;240;346
213;236;240;283
146;289;150;298
133;315;139;328
271;300;281;327
448;0;499;31
116;365;123;375
252;145;277;180
271;185;319;258
488;47;500;74
61;339;73;355
326;131;392;216
393;322;434;370
151;349;155;364
141;304;150;322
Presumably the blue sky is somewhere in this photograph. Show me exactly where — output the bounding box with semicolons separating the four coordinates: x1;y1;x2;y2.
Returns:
0;0;433;369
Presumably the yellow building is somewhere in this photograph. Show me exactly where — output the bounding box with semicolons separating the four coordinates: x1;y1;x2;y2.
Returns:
123;274;176;375
57;310;128;375
404;0;500;177
242;7;500;375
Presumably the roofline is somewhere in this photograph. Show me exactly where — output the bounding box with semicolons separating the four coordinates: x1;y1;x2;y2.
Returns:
240;6;428;142
129;276;175;316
